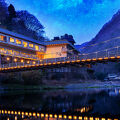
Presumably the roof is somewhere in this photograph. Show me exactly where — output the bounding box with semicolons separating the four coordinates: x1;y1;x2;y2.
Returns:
0;27;45;46
44;40;71;45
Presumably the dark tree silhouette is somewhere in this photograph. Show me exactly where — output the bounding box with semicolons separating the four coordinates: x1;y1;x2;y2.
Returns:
8;4;16;19
0;0;8;23
61;34;75;45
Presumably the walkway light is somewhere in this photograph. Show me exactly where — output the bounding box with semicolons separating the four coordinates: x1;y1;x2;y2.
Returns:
37;113;40;117
27;61;30;64
33;61;36;64
54;114;57;118
21;59;24;63
14;58;17;62
7;57;10;61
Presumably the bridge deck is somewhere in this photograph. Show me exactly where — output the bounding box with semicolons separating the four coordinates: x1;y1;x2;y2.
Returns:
0;54;120;72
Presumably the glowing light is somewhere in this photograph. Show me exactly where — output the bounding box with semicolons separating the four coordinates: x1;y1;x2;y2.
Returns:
16;39;21;45
54;114;57;118
7;57;10;61
21;59;24;63
8;111;10;114
59;115;62;118
22;112;24;115
79;116;82;120
81;59;85;62
98;58;103;60
5;110;7;114
95;118;99;120
15;116;17;120
33;61;36;64
90;117;94;120
15;111;17;114
29;112;32;116
41;113;44;117
87;59;91;61
63;115;67;119
10;37;14;43
27;61;30;64
74;116;77;119
84;117;88;120
18;111;20;115
14;58;17;62
25;112;28;116
110;57;115;59
101;118;105;120
33;113;36;116
11;111;14;114
68;116;72;119
37;113;40;117
49;114;53;118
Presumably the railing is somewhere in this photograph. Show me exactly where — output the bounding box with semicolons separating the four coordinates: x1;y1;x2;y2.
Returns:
1;46;120;70
0;47;39;60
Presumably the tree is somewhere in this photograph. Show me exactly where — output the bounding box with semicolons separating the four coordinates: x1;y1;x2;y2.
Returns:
16;10;44;40
0;0;8;23
8;4;16;19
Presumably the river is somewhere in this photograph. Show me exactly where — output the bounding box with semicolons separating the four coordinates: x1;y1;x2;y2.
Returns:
0;88;120;120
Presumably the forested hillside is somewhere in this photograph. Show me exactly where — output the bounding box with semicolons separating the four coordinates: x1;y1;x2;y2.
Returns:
0;0;45;41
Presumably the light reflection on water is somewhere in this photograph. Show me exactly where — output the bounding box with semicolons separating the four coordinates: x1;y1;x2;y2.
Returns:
0;88;120;119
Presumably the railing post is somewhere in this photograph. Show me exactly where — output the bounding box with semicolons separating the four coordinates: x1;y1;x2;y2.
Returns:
96;52;97;59
106;49;108;57
116;46;118;57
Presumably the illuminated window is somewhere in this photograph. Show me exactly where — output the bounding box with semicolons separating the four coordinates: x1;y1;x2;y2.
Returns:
35;45;39;50
23;41;27;47
16;39;21;45
0;35;6;41
29;43;34;48
10;37;14;43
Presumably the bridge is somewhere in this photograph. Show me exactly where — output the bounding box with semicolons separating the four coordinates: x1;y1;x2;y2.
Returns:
0;28;120;72
0;45;120;72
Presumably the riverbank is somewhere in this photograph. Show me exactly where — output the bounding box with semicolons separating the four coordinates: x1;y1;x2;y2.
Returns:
1;80;120;91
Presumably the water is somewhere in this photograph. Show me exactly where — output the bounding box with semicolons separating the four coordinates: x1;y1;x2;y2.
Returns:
0;88;120;120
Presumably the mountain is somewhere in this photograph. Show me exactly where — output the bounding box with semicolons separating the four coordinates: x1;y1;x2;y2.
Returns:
75;42;88;52
80;10;120;53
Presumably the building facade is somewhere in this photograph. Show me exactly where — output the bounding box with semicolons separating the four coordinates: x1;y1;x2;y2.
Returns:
0;28;79;65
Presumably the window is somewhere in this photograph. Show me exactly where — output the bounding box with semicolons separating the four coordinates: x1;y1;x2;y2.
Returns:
40;47;44;51
29;43;34;48
23;41;27;47
35;45;39;50
16;39;21;45
10;37;14;43
0;35;6;41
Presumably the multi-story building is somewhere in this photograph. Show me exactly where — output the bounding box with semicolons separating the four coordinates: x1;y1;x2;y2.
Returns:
0;28;79;64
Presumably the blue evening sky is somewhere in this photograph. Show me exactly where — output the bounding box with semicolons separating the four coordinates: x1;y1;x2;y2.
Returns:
6;0;120;44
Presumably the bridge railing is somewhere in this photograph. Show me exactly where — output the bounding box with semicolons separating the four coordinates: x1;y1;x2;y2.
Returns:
1;46;120;69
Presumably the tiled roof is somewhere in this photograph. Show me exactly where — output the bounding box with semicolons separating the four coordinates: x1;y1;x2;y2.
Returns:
0;28;44;45
44;40;71;45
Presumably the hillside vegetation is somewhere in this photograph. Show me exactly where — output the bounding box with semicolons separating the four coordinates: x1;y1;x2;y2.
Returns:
0;0;45;41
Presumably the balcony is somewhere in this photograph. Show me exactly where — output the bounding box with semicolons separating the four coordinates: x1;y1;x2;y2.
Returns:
0;47;40;60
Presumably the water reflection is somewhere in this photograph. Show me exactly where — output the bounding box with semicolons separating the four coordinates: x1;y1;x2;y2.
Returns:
0;88;120;119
